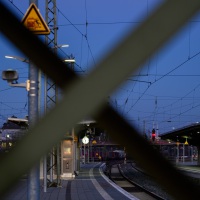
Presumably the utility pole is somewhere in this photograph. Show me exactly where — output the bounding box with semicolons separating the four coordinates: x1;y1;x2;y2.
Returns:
27;1;39;200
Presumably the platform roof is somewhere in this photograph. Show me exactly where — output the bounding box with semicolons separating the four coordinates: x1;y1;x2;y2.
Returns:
160;123;200;146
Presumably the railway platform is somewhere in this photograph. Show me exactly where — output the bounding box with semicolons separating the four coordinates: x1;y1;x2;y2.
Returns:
3;162;138;200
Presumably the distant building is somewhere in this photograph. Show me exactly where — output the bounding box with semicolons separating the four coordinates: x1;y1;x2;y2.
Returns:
0;116;28;151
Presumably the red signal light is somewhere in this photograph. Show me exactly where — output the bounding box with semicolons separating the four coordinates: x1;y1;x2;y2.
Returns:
152;129;156;141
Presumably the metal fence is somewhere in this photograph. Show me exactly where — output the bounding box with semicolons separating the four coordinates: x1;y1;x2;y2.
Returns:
0;0;200;199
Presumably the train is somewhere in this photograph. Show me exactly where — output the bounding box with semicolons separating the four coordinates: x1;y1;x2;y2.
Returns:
107;150;125;160
91;149;126;161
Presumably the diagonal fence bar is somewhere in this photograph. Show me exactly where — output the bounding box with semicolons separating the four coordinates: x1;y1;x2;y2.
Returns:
0;0;200;199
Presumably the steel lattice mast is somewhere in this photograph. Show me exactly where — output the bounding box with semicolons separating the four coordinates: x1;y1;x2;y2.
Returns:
45;0;58;109
45;0;57;110
44;0;61;190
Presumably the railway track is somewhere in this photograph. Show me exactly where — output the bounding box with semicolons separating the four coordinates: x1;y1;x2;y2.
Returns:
109;163;165;200
105;160;200;200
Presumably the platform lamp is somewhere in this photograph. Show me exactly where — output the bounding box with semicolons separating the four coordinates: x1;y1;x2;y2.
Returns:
63;59;75;63
5;44;69;62
5;55;29;63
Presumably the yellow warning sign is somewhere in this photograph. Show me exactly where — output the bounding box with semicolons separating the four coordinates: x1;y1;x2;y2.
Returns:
22;3;50;35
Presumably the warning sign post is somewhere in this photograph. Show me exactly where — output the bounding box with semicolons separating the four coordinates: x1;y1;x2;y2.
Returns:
22;3;50;35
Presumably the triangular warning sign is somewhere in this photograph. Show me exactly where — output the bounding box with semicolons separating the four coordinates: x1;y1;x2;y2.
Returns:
22;3;50;35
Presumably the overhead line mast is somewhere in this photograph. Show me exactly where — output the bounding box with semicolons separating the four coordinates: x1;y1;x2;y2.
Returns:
44;0;61;190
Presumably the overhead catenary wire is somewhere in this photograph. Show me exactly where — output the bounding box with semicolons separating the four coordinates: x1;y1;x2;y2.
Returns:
5;0;200;134
124;49;200;118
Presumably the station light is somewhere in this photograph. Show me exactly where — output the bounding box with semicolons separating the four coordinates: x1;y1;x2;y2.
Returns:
152;128;156;142
63;59;75;63
5;55;29;63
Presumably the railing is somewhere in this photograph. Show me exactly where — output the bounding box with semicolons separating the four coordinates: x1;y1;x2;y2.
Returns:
0;1;200;199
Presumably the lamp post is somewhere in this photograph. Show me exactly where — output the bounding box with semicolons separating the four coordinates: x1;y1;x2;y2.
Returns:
4;52;74;195
3;19;39;200
1;65;38;198
5;0;40;194
27;2;39;198
5;48;73;191
4;54;40;198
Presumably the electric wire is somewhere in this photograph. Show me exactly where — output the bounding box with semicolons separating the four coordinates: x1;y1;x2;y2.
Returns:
4;0;200;133
152;50;200;84
7;0;24;15
58;21;143;27
125;49;200;114
56;5;92;72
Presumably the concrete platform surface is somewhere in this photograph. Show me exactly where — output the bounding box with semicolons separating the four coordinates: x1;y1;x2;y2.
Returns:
3;162;137;200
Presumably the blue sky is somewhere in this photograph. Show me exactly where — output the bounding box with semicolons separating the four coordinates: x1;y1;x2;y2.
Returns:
1;0;200;138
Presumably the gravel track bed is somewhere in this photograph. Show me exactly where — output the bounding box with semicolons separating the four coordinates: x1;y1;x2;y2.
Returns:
119;162;174;200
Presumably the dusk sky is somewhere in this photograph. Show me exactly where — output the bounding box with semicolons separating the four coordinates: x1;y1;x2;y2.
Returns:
1;0;200;138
